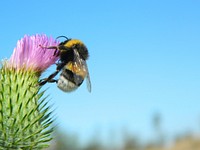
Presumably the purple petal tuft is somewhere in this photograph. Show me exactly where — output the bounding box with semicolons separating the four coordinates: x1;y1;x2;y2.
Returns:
9;34;59;72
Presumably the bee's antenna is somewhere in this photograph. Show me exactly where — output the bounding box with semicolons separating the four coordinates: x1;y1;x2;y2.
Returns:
56;36;69;40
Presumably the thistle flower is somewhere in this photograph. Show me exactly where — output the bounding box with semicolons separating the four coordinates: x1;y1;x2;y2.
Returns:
0;34;59;149
8;34;59;73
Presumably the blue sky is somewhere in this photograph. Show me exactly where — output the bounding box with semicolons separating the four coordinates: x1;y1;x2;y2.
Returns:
1;0;200;144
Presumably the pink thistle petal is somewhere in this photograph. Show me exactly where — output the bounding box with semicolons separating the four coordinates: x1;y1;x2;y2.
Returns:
9;34;59;73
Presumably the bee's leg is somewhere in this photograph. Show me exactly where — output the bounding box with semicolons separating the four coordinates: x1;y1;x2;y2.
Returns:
39;45;58;50
39;70;60;86
38;78;48;86
53;50;59;57
39;62;65;86
39;45;59;57
47;79;58;83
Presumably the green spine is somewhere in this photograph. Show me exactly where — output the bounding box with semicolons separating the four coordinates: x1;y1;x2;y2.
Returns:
0;66;53;149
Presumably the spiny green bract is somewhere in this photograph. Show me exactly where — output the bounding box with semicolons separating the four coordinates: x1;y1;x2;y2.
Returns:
0;67;53;149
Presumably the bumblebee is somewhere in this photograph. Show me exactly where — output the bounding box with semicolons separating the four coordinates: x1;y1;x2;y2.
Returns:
39;36;91;92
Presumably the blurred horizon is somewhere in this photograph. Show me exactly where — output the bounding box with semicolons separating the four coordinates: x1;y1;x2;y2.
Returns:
47;113;200;150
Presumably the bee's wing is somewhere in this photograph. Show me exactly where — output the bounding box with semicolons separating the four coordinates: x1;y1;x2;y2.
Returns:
84;62;92;92
73;49;92;92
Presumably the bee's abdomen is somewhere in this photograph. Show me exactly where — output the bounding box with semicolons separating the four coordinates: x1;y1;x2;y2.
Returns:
61;69;83;86
57;76;78;92
57;69;84;92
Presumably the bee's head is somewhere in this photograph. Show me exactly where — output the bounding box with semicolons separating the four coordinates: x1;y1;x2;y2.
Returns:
58;38;89;60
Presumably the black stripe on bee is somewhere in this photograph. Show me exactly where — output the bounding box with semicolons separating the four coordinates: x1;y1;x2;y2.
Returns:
61;69;84;86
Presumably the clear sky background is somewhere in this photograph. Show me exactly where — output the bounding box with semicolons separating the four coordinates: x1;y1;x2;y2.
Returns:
1;0;200;145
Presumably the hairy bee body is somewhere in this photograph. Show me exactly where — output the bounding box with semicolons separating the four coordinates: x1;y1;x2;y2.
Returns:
57;75;79;92
57;65;84;92
39;36;91;92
